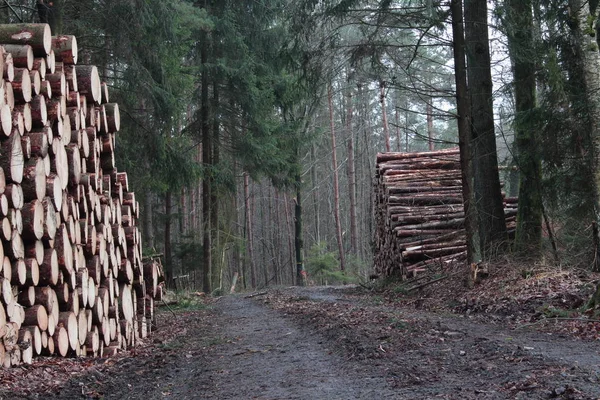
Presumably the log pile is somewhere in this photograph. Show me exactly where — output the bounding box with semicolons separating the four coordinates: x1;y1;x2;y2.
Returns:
374;148;517;278
0;24;162;366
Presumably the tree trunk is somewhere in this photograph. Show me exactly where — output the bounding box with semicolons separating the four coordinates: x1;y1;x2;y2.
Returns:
200;13;212;294
451;0;481;266
164;191;173;286
504;0;543;254
210;75;220;291
284;193;295;284
464;0;507;256
346;89;358;256
426;101;435;151
328;84;345;271
380;81;391;152
244;172;256;288
294;174;304;285
311;144;320;244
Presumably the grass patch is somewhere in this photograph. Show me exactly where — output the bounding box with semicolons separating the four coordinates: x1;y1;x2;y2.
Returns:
160;292;209;312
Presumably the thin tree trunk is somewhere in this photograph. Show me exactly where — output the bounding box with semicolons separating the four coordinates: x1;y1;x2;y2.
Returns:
273;190;282;285
311;144;320;244
426;102;435;151
328;84;346;271
244;172;256;288
451;0;481;267
464;0;507;256
211;75;220;290
284;193;295;284
405;98;410;152
346;89;358;256
164;191;173;286
200;16;212;294
380;81;391;152
395;99;402;152
143;190;154;251
261;183;268;286
294;175;304;285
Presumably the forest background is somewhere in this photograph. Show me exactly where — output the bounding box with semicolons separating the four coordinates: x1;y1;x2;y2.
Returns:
1;0;599;297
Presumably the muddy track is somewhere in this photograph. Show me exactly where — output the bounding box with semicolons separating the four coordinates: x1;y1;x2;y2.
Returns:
6;286;600;399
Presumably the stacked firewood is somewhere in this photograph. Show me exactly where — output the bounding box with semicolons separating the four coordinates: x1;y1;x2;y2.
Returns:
374;148;516;278
0;24;162;366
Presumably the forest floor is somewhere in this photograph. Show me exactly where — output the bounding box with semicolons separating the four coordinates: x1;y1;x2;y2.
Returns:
1;263;600;399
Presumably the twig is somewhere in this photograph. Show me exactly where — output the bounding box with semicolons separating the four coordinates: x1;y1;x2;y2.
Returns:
161;299;178;319
406;275;448;292
244;291;268;299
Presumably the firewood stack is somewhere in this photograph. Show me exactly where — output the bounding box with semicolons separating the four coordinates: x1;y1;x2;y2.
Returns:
374;148;517;279
0;24;162;366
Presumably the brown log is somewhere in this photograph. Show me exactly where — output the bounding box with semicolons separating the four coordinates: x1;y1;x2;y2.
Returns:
21;199;44;240
22;325;41;356
24;240;43;265
30;95;47;128
54;224;73;274
45;72;65;98
29;70;41;97
4;183;23;210
38;248;58;286
3;44;33;70
100;82;109;104
50;140;69;191
21;158;46;202
51;35;77;65
17;285;35;307
2;52;13;82
10;257;25;285
0;132;23;184
23;304;48;331
32;57;46;79
23;258;39;286
0;277;11;304
11;68;31;104
52;326;68;357
0;24;51;56
0;167;5;196
76;65;101;103
57;311;77;351
86;326;99;355
65;143;81;185
8;231;24;260
0;218;9;241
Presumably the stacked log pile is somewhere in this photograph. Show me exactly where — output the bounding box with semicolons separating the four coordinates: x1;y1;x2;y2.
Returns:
374;148;517;278
0;24;162;366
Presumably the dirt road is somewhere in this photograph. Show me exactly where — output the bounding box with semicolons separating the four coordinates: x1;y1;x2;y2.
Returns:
4;286;600;399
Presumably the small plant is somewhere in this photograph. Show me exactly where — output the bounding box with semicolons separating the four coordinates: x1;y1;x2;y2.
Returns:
305;242;356;285
166;294;207;311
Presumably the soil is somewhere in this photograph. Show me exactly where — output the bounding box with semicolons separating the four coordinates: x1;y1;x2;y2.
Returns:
1;282;600;399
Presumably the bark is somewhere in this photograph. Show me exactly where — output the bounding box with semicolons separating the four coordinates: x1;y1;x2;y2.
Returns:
310;144;320;244
164;191;173;285
244;172;256;288
294;174;304;285
451;0;481;265
504;0;543;254
464;0;507;255
346;89;358;255
380;81;391;152
328;85;346;271
210;77;220;290
201;17;212;294
426;102;435;151
284;193;295;284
